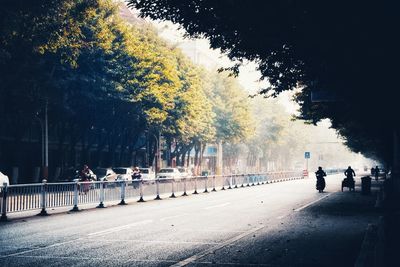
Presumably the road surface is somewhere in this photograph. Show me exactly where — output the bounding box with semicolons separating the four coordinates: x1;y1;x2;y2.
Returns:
0;174;379;266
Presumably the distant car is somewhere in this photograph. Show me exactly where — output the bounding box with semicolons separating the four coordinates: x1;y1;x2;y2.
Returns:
112;167;133;181
156;168;181;180
0;172;10;191
94;168;117;181
177;167;192;178
139;168;156;181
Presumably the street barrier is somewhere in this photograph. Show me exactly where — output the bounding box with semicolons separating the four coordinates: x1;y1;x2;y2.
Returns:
0;171;303;221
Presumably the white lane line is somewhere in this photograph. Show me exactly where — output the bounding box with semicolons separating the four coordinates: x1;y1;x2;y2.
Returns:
293;193;332;212
0;238;79;258
276;215;286;219
13;255;178;264
87;219;153;237
170;224;264;267
160;214;187;222
86;239;219;245
204;202;231;210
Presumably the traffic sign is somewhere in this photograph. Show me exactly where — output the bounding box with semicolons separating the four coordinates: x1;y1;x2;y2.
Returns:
305;152;310;159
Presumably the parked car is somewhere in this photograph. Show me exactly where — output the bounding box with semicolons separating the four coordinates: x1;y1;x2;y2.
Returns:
94;168;117;181
0;172;10;192
177;167;192;178
112;167;133;181
156;168;181;180
139;168;156;181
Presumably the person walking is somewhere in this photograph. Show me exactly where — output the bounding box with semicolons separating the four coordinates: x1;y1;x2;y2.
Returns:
80;165;94;194
132;167;141;189
374;166;380;181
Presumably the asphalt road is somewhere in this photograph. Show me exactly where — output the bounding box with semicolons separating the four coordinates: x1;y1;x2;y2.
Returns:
0;174;380;267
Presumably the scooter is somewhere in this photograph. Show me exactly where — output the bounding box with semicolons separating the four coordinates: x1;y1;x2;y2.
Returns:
316;175;326;193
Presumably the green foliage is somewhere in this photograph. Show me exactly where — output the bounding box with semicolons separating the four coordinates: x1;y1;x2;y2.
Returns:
0;0;258;169
205;72;253;143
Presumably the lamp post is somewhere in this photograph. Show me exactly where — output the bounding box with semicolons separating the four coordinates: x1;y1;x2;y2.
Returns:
44;100;48;179
35;99;48;180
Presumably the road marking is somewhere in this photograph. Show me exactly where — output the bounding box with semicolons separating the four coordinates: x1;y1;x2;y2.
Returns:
170;224;264;267
86;238;219;245
204;202;230;210
277;215;286;219
160;214;187;221
0;238;79;258
87;219;153;237
293;193;332;212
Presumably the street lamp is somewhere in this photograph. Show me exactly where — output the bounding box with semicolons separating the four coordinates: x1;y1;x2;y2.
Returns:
35;99;48;180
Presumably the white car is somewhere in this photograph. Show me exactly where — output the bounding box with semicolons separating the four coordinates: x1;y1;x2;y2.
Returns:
0;171;10;192
139;168;156;181
112;167;133;181
177;167;192;178
94;168;117;181
156;168;181;180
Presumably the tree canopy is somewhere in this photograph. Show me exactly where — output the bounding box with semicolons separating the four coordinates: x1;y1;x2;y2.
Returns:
128;0;400;166
0;0;255;177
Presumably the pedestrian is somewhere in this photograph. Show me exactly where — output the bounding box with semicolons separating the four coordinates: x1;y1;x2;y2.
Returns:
370;167;375;176
374;166;380;181
81;164;94;194
132;167;141;189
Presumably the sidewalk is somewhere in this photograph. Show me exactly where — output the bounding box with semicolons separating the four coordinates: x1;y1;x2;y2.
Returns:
375;177;400;267
196;177;382;267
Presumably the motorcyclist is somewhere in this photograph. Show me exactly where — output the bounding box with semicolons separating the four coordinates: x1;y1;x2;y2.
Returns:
344;166;356;182
315;166;326;193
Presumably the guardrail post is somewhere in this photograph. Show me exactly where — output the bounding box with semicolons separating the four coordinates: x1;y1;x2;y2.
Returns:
241;174;245;187
138;180;145;202
251;174;255;186
70;181;80;211
234;175;238;189
221;176;226;190
38;179;48;216
155;179;162;200
247;174;250;187
182;178;188;196
118;181;126;205
212;176;217;192
228;175;232;189
204;176;209;193
170;179;176;198
1;183;8;221
193;177;198;194
257;174;260;185
97;181;105;208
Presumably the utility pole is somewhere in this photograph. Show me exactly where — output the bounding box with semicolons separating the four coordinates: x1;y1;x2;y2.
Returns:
43;99;49;179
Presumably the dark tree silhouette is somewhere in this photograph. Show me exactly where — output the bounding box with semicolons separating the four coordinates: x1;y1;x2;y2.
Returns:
128;0;400;166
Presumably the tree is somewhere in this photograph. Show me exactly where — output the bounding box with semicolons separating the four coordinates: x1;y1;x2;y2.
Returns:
127;0;400;167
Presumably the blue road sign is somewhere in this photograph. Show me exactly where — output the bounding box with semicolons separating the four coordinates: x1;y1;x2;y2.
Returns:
305;152;310;159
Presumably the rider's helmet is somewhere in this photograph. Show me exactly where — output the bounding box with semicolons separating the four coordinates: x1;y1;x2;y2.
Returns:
318;166;322;170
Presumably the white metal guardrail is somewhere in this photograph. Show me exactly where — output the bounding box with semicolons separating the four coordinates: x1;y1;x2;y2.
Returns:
0;171;303;221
